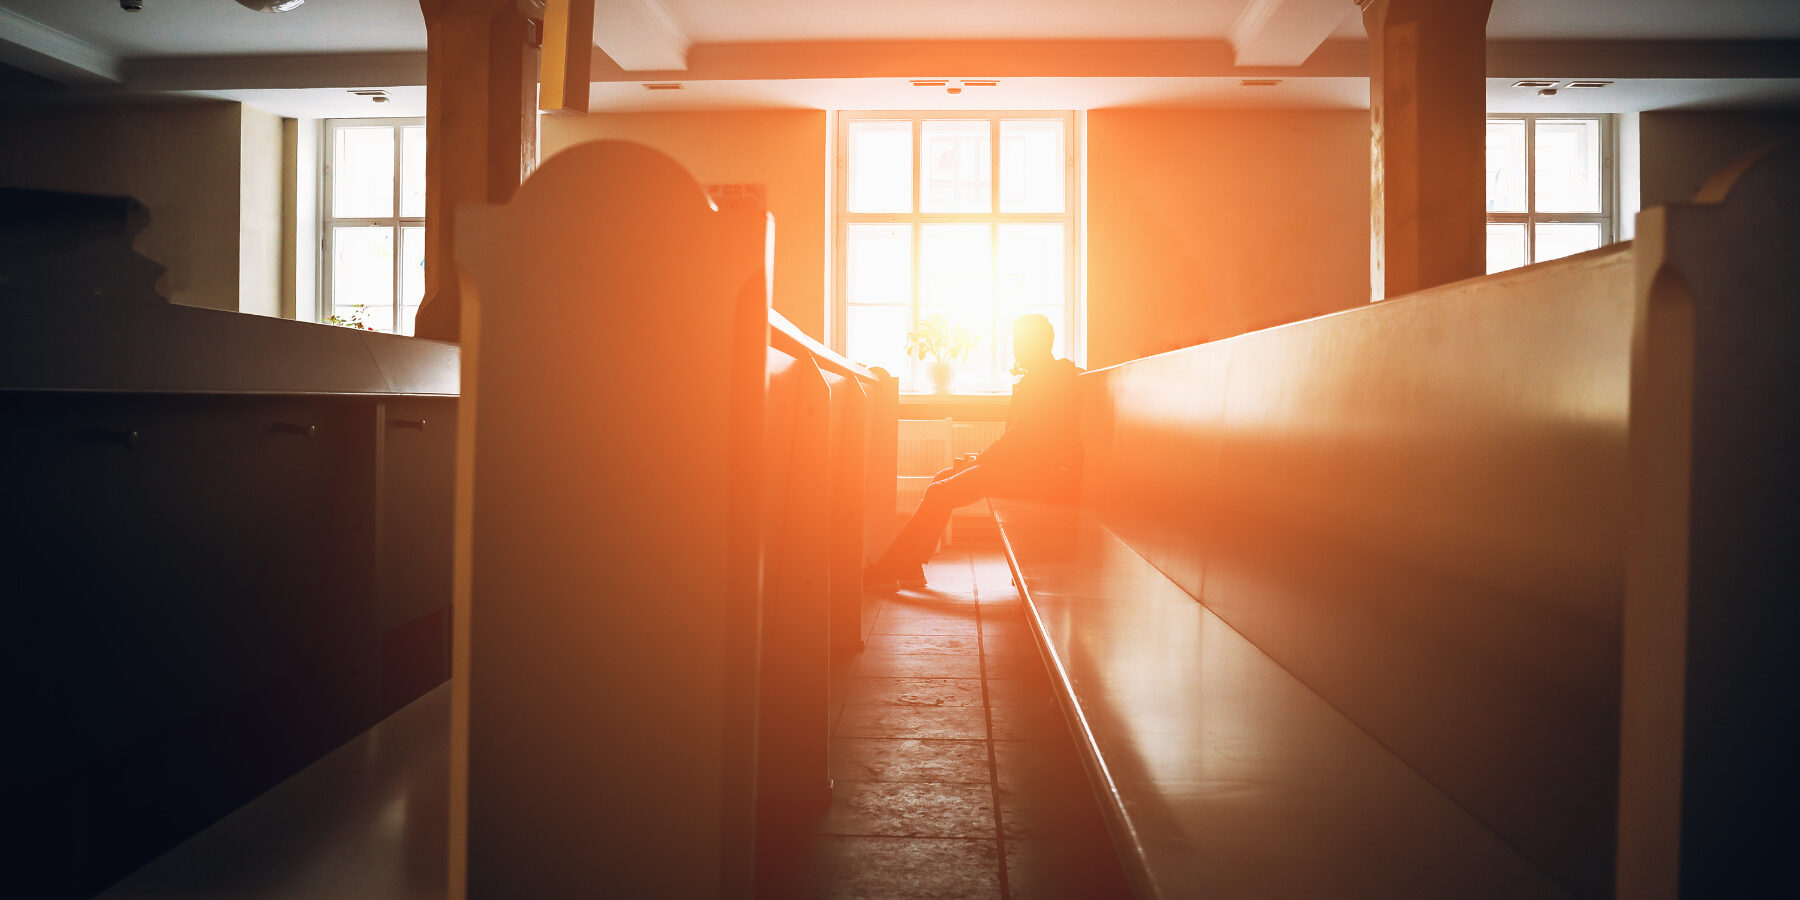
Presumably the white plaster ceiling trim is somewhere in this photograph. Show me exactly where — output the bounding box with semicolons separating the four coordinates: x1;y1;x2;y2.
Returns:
594;0;691;71
1229;0;1357;66
0;6;121;83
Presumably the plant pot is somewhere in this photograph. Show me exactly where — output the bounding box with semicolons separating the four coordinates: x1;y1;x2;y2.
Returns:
928;361;953;395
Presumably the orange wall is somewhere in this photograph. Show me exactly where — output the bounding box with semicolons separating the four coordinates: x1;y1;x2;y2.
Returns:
1087;109;1370;368
539;110;828;340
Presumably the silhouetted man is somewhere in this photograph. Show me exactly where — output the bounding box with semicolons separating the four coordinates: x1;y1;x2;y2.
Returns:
865;313;1082;589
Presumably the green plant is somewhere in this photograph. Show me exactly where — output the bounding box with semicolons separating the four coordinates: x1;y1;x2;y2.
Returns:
323;304;375;331
905;313;980;363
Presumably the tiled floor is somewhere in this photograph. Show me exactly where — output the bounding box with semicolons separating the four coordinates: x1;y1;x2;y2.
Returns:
803;536;1132;900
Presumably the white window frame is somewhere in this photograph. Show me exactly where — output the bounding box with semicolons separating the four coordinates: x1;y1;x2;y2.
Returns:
1486;113;1617;266
834;110;1082;393
320;117;424;333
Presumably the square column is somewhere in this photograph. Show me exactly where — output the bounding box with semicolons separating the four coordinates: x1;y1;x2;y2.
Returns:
1363;0;1493;300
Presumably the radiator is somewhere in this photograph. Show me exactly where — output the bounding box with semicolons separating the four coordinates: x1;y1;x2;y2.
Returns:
895;418;1008;520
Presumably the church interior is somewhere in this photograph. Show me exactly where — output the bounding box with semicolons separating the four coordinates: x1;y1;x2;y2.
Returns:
2;1;1798;898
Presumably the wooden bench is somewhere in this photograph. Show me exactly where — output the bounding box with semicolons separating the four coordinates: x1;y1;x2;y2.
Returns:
453;140;896;897
994;141;1800;900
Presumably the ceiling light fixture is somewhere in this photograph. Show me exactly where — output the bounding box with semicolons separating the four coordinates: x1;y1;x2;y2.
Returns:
1239;79;1282;87
910;80;949;88
349;89;389;103
235;0;306;12
1512;80;1559;89
1567;81;1612;89
643;83;683;91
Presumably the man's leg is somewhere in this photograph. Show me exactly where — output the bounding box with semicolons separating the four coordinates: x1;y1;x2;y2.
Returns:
871;465;992;581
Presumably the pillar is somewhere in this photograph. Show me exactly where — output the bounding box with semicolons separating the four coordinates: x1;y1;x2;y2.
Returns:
413;0;539;343
1362;0;1493;301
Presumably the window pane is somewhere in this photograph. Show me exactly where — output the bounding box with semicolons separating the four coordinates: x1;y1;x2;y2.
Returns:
1000;120;1064;213
921;120;991;213
1534;222;1602;264
333;225;394;332
401;226;424;336
1535;118;1602;213
847;121;911;213
1486;119;1527;213
401;126;426;218
997;223;1065;314
846;224;911;305
332;126;395;218
1487;222;1526;274
845;305;911;384
920;223;992;319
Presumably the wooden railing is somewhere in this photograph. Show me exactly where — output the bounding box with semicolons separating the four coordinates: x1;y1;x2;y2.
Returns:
453;140;895;899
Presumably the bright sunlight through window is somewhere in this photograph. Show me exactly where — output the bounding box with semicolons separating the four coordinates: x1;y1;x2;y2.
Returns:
1486;115;1614;273
323;118;425;335
837;112;1079;393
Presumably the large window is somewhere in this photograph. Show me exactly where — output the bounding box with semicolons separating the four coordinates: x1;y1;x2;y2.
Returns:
1485;114;1615;273
322;118;425;334
836;112;1079;393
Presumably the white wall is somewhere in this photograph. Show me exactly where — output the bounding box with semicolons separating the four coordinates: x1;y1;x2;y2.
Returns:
239;105;284;317
0;100;245;310
1639;109;1800;209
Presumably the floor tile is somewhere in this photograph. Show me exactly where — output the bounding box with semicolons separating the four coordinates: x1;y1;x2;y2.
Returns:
864;634;981;657
835;705;989;740
857;652;984;679
984;677;1056;709
996;783;1112;842
992;739;1088;788
1004;839;1133;900
821;781;996;839
829;738;991;784
989;703;1066;741
846;677;985;708
870;615;979;636
811;836;1001;900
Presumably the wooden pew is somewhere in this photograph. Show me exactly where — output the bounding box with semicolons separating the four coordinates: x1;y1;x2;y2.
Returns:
453;140;894;898
994;141;1800;900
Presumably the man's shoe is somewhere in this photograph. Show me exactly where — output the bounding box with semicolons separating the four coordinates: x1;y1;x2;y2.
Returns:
896;565;927;589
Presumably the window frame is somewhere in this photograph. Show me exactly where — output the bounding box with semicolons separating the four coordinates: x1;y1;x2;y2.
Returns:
833;110;1082;394
320;116;425;334
1485;113;1617;269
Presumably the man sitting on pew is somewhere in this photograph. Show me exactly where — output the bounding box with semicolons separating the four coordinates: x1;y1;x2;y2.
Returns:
865;313;1082;589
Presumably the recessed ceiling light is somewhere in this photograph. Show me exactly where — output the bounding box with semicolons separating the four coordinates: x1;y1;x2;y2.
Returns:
1239;79;1282;87
1512;80;1560;89
961;80;1000;88
349;89;389;103
642;83;683;91
1567;81;1612;89
910;80;949;88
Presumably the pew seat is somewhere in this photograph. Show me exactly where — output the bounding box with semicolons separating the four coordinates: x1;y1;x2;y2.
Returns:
990;498;1574;900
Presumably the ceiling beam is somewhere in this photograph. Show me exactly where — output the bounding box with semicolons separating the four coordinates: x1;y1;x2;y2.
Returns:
592;0;689;71
588;39;1372;82
0;7;122;85
1229;0;1357;67
123;53;428;92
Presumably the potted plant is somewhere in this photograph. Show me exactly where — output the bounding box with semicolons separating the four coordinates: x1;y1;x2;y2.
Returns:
905;313;980;394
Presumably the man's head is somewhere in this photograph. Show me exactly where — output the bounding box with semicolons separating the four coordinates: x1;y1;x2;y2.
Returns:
1011;313;1055;372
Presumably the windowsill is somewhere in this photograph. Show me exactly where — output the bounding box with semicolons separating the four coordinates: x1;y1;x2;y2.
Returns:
898;392;1010;420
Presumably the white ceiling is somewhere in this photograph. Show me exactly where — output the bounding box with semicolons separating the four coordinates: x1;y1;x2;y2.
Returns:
6;0;1800;58
1;0;1797;116
0;0;427;57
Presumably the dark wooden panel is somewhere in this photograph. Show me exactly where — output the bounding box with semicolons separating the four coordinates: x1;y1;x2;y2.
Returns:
995;500;1574;900
1085;247;1635;900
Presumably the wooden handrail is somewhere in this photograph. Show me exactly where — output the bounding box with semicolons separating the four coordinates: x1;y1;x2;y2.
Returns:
768;309;882;385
